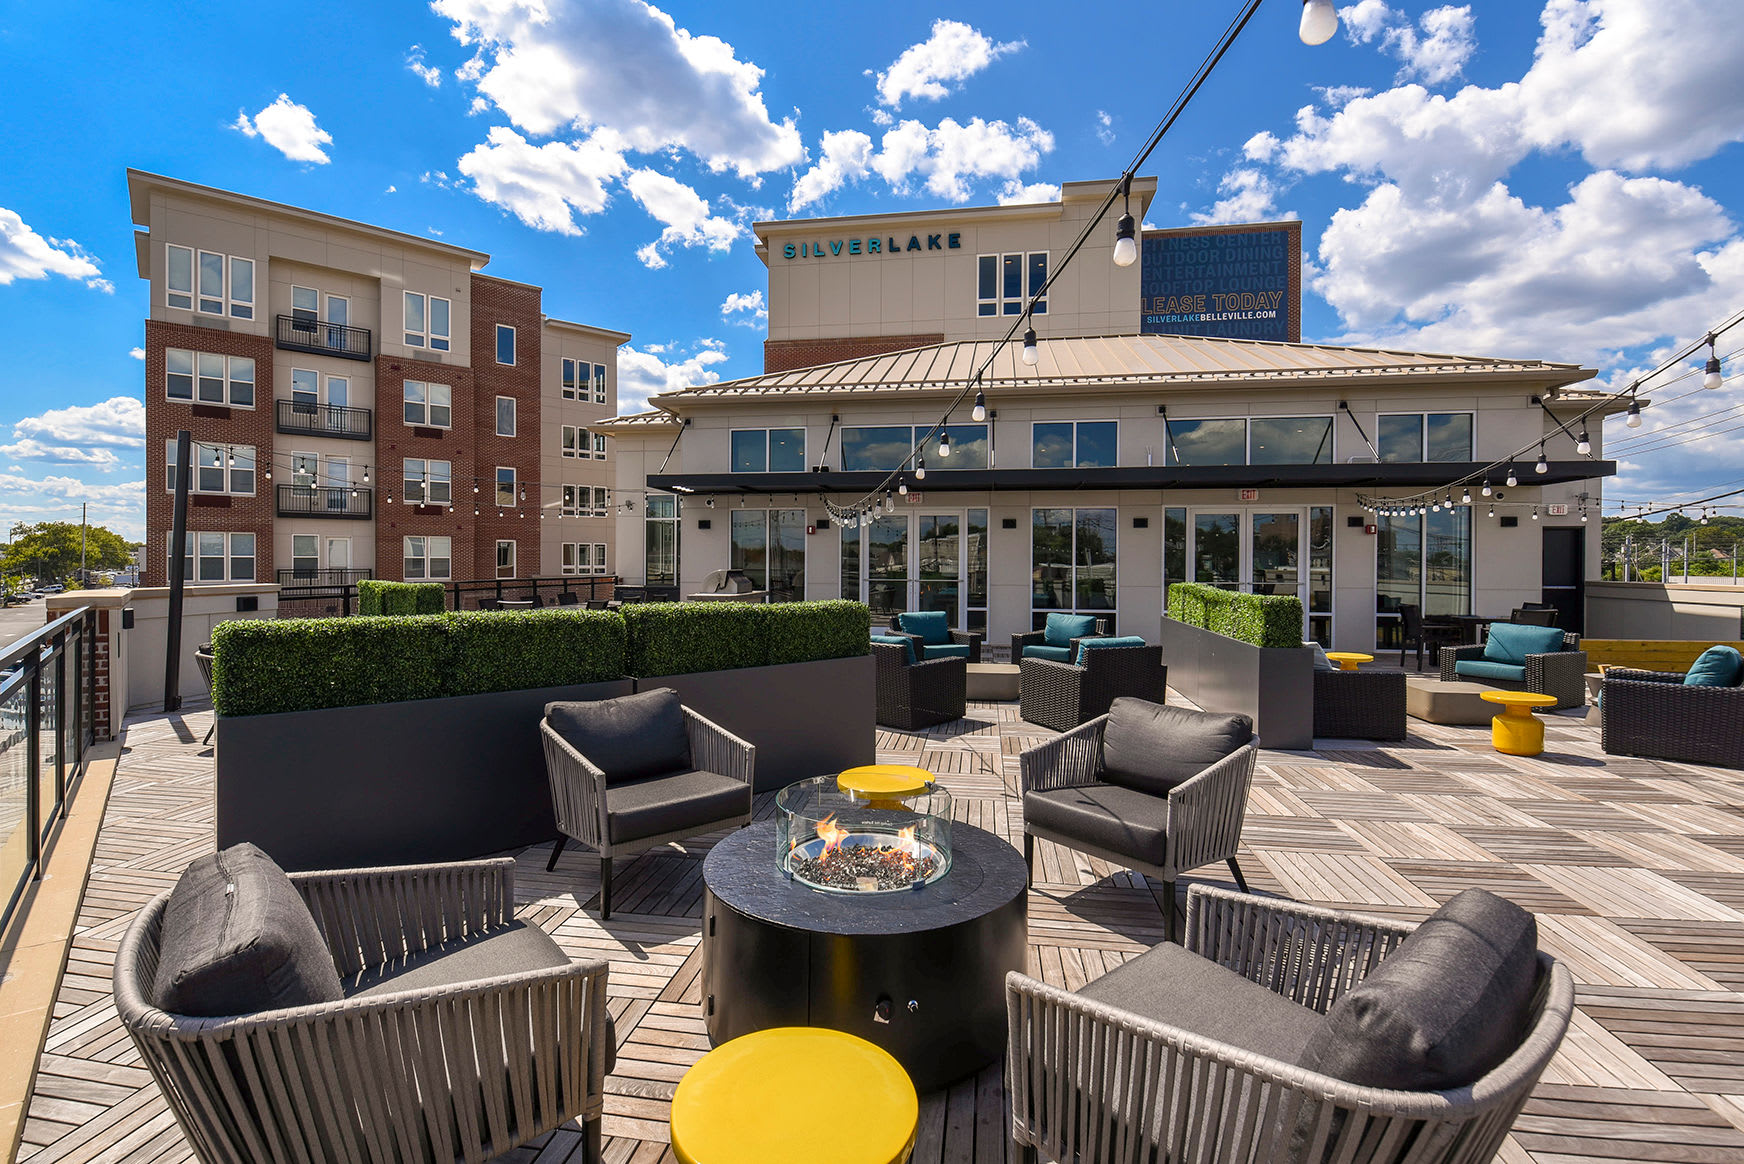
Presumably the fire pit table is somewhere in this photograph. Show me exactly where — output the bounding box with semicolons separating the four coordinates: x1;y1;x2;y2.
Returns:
700;774;1027;1092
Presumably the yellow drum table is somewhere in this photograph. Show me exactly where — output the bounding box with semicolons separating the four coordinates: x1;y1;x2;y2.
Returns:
1324;652;1374;672
1480;691;1560;756
837;764;933;810
671;1028;918;1164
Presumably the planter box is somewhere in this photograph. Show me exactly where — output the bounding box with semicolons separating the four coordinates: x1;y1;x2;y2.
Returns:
1159;619;1314;749
637;654;874;792
216;680;633;871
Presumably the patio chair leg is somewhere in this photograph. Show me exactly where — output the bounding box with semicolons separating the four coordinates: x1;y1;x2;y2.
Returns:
202;722;214;746
599;855;613;919
1023;833;1034;886
1013;1138;1037;1164
1227;857;1249;894
546;834;567;872
1163;879;1177;944
582;1115;603;1163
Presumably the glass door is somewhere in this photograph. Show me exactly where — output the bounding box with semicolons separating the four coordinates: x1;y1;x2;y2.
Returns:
1250;512;1300;597
1179;508;1332;644
1190;512;1241;590
861;512;962;623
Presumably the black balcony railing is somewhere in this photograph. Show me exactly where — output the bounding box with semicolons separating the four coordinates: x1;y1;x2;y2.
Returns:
275;314;372;361
275;567;373;588
276;399;372;441
276;484;374;519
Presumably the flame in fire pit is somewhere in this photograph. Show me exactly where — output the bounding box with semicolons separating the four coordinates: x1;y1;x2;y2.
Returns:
815;814;848;854
896;824;921;859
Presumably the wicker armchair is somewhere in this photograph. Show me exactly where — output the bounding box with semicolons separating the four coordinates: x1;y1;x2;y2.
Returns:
542;696;755;918
1019;643;1165;732
115;858;613;1164
1439;631;1587;709
872;640;967;730
1601;668;1744;769
1010;617;1108;664
888;612;984;662
1007;885;1574;1164
1020;705;1257;941
1313;668;1408;740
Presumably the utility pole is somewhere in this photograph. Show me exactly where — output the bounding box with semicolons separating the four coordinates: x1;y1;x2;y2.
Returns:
80;502;87;583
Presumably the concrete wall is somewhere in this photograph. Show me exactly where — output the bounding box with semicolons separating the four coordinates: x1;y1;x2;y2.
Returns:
122;584;279;711
1586;581;1744;640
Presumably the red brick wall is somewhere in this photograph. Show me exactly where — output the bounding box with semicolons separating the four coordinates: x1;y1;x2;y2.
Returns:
764;333;944;373
373;356;476;582
468;275;543;579
143;321;276;587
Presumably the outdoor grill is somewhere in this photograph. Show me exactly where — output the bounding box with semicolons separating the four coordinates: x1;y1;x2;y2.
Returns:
698;568;757;594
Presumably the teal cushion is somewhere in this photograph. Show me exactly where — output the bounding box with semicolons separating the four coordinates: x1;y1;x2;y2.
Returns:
1022;644;1073;663
1684;645;1743;687
870;634;916;664
1044;612;1098;648
1456;659;1526;683
1075;635;1148;665
1483;623;1565;665
925;642;972;659
898;611;950;646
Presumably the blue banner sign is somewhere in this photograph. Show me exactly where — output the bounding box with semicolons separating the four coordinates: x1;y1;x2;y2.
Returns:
1140;223;1300;342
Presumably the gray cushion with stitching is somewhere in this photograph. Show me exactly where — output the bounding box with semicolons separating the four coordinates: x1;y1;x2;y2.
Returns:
1023;783;1170;865
1101;699;1253;798
606;768;749;844
546;688;690;785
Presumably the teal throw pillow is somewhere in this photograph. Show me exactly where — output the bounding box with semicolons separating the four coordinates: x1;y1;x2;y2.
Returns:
899;610;950;645
1075;635;1149;665
1483;622;1565;665
870;634;916;664
1684;645;1743;687
1044;612;1099;648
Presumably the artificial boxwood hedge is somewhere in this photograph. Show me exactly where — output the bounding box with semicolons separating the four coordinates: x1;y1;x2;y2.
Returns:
357;579;446;616
1168;582;1306;650
764;600;872;666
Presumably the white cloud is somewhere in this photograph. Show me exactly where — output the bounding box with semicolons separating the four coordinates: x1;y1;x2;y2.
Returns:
456;126;628;234
0;472;145;539
624;169;743;269
434;0;802;179
0;439;123;469
787;129;875;212
721;289;767;324
615;343;730;412
407;45;442;88
13;396;144;450
232;94;333;164
873;19;1023;108
1191;169;1288;225
1095;110;1114;146
997;180;1059;205
790;116;1054;212
0;208;108;291
128;347;144;360
1340;2;1475;85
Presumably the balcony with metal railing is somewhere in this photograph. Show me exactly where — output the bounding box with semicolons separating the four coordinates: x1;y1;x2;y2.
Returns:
274;314;372;361
275;484;374;519
275;399;372;441
275;567;373;588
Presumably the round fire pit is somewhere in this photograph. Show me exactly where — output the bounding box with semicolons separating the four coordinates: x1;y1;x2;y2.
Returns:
776;772;952;894
702;800;1027;1094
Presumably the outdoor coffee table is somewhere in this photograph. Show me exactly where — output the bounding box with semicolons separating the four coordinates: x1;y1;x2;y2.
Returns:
965;662;1020;701
1325;652;1375;671
1481;690;1560;756
670;1027;917;1164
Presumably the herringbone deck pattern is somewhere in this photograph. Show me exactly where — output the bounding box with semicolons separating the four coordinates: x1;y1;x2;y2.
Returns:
16;696;1744;1163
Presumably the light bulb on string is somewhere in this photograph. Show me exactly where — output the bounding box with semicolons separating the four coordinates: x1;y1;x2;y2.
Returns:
1700;509;1710;525
1488;506;1496;518
1535;446;1548;474
1112;212;1138;268
1576;429;1591;456
897;476;908;496
915;456;926;480
264;468;272;481
938;432;952;458
1481;480;1491;497
1461;488;1471;505
1531;506;1539;520
362;466;370;483
1299;0;1339;45
972;390;986;423
1506;466;1519;488
1021;328;1038;366
1704;335;1723;389
1580;509;1588;523
1625;399;1642;428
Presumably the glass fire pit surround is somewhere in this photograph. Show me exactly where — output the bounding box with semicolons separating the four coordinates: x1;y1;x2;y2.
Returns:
776;770;953;894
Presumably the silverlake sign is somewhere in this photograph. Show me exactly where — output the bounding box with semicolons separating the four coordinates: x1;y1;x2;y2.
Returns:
781;232;963;259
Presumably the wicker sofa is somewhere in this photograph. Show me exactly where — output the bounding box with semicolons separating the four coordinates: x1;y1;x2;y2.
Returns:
1019;642;1165;732
1601;667;1744;769
887;611;983;662
1440;625;1587;709
1011;614;1109;664
871;639;967;729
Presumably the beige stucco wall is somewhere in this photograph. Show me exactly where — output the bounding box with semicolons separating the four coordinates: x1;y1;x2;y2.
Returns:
117;584;279;710
1586;581;1744;640
540;320;628;576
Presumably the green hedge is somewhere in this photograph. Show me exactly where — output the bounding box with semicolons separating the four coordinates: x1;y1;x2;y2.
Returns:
1167;582;1306;650
623;602;770;677
357;579;446;616
763;600;872;666
212;609;627;716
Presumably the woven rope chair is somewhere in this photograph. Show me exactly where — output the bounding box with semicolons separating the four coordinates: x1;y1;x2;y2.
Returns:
115;858;612;1164
1007;885;1575;1164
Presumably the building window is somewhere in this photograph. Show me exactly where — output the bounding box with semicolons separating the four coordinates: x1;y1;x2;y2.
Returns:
402;458;452;505
593;363;608;404
562;485;580;517
403;291;451;351
496;466;516;507
179;248;254;318
166;441;254;495
1377;508;1471;642
731;428;806;473
229;258;254;319
561;358;578;399
1378;412;1473;463
1165;418;1247;466
496;539;516;578
839;521;860;603
168;531;255;582
840;424;988;472
646;495;679;586
496;396;516;436
496;325;515;366
1032;508;1116;624
562;542;586;574
404;535;453;581
592;432;608;459
562;425;579;457
1032;420;1117;468
403;380;452;427
166;244;193;310
1250;416;1334;465
593;486;609;516
731;509;805;602
165;349;253;407
978;252;1047;317
197;250;224;314
291;534;319;577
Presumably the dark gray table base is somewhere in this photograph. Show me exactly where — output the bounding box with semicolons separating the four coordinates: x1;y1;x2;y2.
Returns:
700;820;1028;1093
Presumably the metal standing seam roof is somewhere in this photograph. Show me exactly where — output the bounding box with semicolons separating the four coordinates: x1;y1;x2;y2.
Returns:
643;333;1595;406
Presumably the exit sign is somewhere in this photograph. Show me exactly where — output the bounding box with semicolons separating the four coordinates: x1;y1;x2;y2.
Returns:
1547;503;1569;516
1238;488;1260;502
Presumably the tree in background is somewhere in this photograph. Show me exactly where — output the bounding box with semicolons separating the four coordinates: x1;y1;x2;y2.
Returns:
1601;513;1744;581
2;522;137;584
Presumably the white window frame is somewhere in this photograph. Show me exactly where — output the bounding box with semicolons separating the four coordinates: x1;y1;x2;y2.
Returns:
228;257;254;320
1030;419;1119;469
496;395;517;437
166;244;194;310
402;458;452;505
592;486;609;516
562;425;579;458
593;363;608;405
592;432;608;460
592;544;608;575
165;349;255;408
403;380;452;428
197;249;225;315
561;358;579;400
403;535;453;581
562;485;580;517
290;534;320;576
977;250;1048;317
403;291;452;351
167;530;256;582
496;539;516;579
166;441;255;496
496;466;516;508
496;325;516;366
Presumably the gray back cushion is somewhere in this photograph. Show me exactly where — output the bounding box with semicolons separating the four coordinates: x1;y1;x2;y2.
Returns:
1101;699;1253;797
153;843;344;1017
1298;888;1540;1091
546;688;690;784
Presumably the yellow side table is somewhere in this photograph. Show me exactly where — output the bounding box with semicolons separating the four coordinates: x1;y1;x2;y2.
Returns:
1324;652;1374;672
1480;691;1560;756
671;1028;918;1164
838;764;933;810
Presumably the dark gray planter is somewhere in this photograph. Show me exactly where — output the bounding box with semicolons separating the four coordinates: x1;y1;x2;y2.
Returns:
216;680;633;871
1159;619;1314;749
637;654;874;792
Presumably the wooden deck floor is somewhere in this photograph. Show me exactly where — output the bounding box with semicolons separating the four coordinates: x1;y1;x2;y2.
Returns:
16;696;1744;1164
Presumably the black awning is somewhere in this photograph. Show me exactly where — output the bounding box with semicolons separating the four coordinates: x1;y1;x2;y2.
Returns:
647;461;1614;496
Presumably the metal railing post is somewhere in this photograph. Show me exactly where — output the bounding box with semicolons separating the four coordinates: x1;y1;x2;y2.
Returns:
26;658;41;871
53;631;66;807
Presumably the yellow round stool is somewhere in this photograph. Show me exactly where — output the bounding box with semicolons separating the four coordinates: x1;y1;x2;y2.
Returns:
837;764;933;810
1480;691;1560;756
1324;652;1374;672
671;1028;918;1164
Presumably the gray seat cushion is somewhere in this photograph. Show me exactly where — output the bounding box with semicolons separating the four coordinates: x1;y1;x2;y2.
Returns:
1079;940;1324;1064
1299;888;1540;1091
1021;644;1073;663
153;843;344;1017
1101;699;1253;798
1024;783;1170;866
607;768;749;844
547;688;690;784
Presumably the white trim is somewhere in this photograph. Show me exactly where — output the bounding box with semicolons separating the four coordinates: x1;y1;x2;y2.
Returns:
403;534;453;581
166;348;255;408
495;324;516;366
167;530;257;583
166;440;256;496
402;379;452;429
495;395;517;437
165;243;193;310
404;291;452;351
495;465;517;507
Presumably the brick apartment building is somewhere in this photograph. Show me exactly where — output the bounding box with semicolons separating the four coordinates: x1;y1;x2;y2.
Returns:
130;170;626;589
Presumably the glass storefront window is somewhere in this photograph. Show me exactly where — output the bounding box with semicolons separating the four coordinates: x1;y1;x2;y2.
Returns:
965;509;988;632
841;426;913;472
923;424;989;469
840;520;860;602
1308;506;1333;646
866;515;909;617
1426;413;1473;462
1032;508;1116;620
1249;416;1333;464
1425;507;1471;616
729;509;806;601
1378;415;1424;463
645;495;678;585
1166;418;1246;465
1162;508;1186;606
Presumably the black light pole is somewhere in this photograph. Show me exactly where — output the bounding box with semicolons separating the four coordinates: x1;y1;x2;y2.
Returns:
164;430;191;712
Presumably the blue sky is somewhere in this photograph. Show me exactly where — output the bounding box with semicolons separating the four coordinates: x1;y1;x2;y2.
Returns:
1;0;1740;541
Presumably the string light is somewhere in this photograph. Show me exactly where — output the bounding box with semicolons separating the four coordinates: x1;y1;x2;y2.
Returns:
1534;445;1548;474
897;476;908;496
1704;334;1723;389
1481;480;1491;497
938;432;952;458
1530;506;1539;520
1021;328;1038;366
1299;0;1339;45
1488;506;1496;518
1461;487;1471;504
1112;174;1138;268
1506;466;1519;488
362;466;370;483
915;456;926;481
1576;428;1591;456
1625;398;1642;428
972;389;987;422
